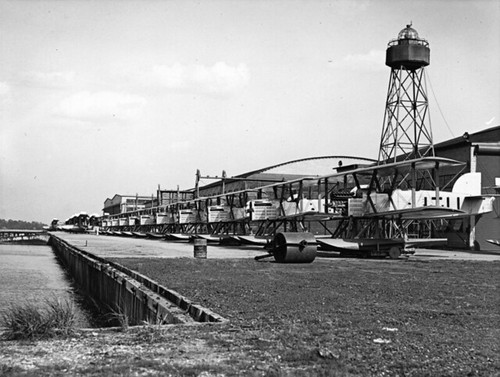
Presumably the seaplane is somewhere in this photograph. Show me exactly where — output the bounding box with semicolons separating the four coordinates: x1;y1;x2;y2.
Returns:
60;212;90;233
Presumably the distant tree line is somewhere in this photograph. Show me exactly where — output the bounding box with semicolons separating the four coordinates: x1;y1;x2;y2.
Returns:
0;219;47;230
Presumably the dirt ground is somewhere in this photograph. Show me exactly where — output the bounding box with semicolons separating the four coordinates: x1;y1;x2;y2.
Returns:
1;256;499;376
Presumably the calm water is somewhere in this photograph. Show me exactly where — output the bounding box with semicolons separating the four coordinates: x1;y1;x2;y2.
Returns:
0;243;92;327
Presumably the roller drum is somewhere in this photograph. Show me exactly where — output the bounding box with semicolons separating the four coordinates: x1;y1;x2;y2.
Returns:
273;232;317;263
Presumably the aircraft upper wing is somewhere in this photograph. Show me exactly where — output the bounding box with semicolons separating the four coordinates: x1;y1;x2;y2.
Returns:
363;206;467;220
330;156;465;177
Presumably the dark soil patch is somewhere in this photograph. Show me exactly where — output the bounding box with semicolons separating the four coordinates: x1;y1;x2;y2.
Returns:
105;257;500;376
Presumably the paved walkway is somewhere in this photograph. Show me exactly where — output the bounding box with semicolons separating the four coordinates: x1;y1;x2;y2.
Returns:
52;232;500;262
53;232;267;259
410;248;500;261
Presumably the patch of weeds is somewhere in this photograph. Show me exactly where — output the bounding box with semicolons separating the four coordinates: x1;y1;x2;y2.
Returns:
134;319;166;343
280;346;321;364
0;364;25;377
34;349;50;357
107;303;130;331
77;363;135;376
77;360;218;377
47;299;76;333
1;298;76;340
166;362;228;377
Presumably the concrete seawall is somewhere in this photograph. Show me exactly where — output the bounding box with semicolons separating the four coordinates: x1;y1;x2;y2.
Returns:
49;235;227;326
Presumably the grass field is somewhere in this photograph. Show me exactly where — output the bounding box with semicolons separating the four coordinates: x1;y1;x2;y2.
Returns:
1;256;499;376
111;257;500;376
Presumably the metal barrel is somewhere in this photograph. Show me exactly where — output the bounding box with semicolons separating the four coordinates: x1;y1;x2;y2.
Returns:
272;232;317;263
193;238;208;259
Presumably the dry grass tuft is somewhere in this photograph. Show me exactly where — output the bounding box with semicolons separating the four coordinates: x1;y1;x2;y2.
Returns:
1;298;76;340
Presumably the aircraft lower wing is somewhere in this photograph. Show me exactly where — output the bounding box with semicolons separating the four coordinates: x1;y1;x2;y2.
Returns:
195;234;221;243
316;238;404;251
238;235;270;246
165;233;191;241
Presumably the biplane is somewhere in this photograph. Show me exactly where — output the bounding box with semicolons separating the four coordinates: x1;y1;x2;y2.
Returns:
60;212;91;233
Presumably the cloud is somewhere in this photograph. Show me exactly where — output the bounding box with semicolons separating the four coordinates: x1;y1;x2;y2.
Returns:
55;91;146;121
142;62;250;95
333;50;386;72
0;82;11;109
332;0;370;15
168;140;191;152
23;71;77;88
0;82;10;96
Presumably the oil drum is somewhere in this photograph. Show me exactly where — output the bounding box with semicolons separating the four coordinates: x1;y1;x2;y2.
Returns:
193;238;208;259
272;232;317;263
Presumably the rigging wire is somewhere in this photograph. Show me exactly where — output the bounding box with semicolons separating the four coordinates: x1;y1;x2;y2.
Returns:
426;71;455;138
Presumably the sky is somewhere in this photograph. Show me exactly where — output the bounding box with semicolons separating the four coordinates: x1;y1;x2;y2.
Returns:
0;0;499;223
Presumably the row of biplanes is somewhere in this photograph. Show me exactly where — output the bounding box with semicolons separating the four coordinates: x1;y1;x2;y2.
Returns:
53;156;495;262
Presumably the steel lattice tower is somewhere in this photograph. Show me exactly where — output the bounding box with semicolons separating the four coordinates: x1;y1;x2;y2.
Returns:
378;24;434;164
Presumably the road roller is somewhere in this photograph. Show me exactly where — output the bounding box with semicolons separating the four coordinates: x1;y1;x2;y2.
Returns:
255;232;317;263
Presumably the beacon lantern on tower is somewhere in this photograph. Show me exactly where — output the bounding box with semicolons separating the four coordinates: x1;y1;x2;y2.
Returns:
378;24;434;163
